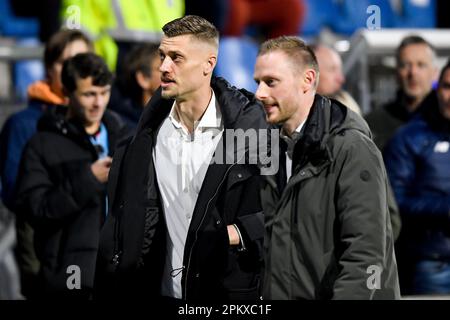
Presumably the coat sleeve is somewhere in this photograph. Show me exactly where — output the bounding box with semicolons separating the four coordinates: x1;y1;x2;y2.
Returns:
386;180;401;242
333;132;394;299
233;173;265;262
383;132;450;222
15;138;104;225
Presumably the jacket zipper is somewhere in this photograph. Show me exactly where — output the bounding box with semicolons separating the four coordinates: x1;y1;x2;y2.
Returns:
111;202;122;267
111;128;154;266
183;162;237;300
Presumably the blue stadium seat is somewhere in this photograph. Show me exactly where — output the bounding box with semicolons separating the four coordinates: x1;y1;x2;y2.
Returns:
301;0;338;37
392;0;436;28
14;38;45;101
331;0;395;35
0;0;39;37
215;37;258;93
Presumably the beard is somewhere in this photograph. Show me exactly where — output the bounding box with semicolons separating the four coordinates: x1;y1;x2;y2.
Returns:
161;88;176;99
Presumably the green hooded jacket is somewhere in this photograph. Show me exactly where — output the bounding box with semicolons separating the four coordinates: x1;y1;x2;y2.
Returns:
262;95;400;300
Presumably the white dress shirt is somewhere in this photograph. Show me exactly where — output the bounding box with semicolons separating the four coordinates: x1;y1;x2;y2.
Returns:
153;91;223;298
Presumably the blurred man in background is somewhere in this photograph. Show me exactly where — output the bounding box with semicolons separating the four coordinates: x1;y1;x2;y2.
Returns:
0;29;92;299
384;60;450;295
107;43;161;129
366;35;438;151
15;53;126;299
312;44;361;115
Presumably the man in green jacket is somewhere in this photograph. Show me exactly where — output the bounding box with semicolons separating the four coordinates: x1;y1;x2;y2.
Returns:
254;36;400;300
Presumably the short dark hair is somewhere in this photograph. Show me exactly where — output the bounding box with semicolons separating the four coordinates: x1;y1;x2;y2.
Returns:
44;29;92;77
162;15;219;48
396;35;436;64
61;53;113;93
120;43;159;101
438;59;450;84
259;36;319;86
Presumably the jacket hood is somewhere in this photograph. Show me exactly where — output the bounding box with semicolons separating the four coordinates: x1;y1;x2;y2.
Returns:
292;95;372;167
27;80;66;105
332;97;372;138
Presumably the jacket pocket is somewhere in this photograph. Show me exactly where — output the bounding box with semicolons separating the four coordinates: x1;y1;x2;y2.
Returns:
223;245;261;300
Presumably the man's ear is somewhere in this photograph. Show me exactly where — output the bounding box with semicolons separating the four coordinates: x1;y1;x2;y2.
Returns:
302;68;317;92
203;54;217;76
136;71;151;90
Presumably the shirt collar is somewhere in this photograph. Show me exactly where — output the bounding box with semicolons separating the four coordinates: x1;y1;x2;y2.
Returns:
168;90;222;132
196;90;221;130
280;121;305;159
280;120;305;143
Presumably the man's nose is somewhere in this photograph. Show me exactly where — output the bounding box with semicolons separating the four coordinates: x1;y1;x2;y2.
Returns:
408;64;419;78
255;83;268;101
94;94;105;107
160;56;171;73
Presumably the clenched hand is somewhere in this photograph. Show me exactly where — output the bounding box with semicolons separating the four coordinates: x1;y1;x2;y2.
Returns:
91;156;113;183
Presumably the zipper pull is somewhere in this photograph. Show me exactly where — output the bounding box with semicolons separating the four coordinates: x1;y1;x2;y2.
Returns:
111;251;122;266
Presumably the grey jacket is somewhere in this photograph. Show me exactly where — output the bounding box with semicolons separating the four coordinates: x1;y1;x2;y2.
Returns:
262;95;400;300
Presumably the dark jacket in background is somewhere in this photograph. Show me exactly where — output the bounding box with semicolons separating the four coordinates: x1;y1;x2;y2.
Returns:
107;82;142;130
15;106;127;298
384;91;450;293
95;77;267;301
365;90;418;152
0;86;64;298
0;100;59;211
262;95;400;299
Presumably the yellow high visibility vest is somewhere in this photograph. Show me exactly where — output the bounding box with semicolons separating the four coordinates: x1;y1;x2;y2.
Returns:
107;0;185;42
61;0;184;71
61;0;119;71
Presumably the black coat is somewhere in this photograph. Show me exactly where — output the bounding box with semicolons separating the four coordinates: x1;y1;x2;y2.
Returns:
95;77;268;301
15;107;127;298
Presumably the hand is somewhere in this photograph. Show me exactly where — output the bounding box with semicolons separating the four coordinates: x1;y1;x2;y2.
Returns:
227;224;240;246
90;156;113;183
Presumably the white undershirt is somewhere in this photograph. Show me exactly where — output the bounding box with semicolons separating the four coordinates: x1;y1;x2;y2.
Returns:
153;91;223;298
